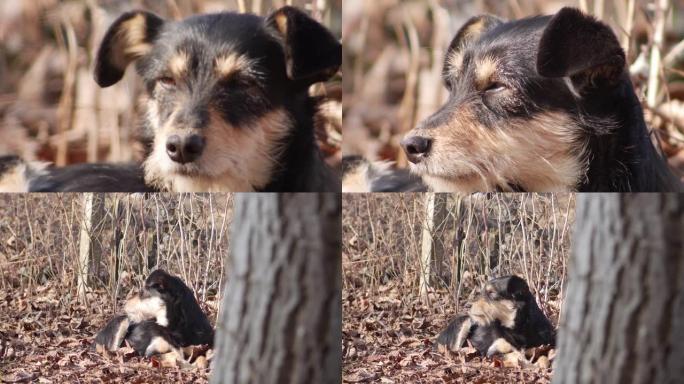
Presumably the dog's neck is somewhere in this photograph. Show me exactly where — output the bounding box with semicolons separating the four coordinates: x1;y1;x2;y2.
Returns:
260;94;339;192
580;76;681;192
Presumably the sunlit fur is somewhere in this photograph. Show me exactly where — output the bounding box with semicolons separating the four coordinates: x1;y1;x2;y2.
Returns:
487;337;516;356
214;52;255;79
436;275;555;357
124;294;168;326
0;157;49;192
453;316;473;350
93;315;131;352
113;14;154;68
412;110;598;192
0;161;31;192
144;104;291;192
405;8;680;192
145;334;183;359
469;297;517;329
94;8;341;192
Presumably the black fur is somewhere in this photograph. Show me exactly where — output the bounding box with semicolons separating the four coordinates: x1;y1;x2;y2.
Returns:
341;155;427;192
484;276;555;349
93;315;130;351
93;269;213;358
94;11;165;87
95;7;341;192
404;7;681;192
126;320;179;357
265;6;342;86
436;275;555;356
0;155;21;175
536;8;679;191
141;269;214;347
29;163;154;192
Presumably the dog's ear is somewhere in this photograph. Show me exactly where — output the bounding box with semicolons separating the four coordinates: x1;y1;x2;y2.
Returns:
443;15;503;84
94;11;165;87
265;6;341;86
537;7;625;92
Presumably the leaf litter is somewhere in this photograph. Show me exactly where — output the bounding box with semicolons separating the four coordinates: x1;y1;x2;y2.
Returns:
1;281;214;383
343;282;555;384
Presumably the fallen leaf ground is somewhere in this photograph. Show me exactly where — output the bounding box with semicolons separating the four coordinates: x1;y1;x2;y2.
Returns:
342;282;554;384
1;283;215;383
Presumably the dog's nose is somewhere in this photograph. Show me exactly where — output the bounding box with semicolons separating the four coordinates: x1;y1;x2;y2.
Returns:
166;134;206;164
401;136;432;163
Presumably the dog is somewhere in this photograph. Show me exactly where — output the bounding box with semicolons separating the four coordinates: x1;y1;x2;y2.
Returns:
92;6;341;192
436;275;555;357
93;269;213;358
341;155;427;192
401;7;681;192
93;315;183;358
0;155;153;192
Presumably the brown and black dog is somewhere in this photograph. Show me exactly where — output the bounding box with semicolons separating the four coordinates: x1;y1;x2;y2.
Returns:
94;270;213;359
436;275;555;357
401;8;681;192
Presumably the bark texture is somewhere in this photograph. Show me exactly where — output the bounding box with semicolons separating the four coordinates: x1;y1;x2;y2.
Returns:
419;193;448;298
211;193;341;384
553;194;684;384
77;192;105;303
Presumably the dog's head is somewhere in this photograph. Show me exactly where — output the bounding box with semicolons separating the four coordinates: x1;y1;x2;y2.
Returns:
95;7;341;191
401;8;624;192
141;269;188;303
468;275;531;328
483;275;533;302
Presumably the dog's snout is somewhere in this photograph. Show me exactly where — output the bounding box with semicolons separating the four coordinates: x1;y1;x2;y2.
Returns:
166;134;206;164
401;136;432;163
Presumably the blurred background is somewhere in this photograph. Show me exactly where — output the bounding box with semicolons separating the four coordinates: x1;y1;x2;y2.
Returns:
0;0;341;168
342;0;684;181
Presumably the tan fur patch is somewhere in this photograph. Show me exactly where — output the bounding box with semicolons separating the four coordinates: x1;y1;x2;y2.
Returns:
169;51;189;77
446;18;488;78
146;337;184;361
274;12;288;35
342;162;370;192
406;110;588;192
0;161;48;192
118;14;153;63
463;18;487;40
124;295;168;326
110;317;130;351
215;53;252;79
0;162;30;192
453;317;472;350
446;50;464;77
487;337;516;356
469;298;517;328
144;105;291;192
475;56;498;90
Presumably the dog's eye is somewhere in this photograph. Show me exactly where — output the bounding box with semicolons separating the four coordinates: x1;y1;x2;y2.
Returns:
158;77;176;87
484;82;506;93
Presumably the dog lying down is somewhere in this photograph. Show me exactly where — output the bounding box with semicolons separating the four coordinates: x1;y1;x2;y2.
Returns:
93;270;214;364
436;276;555;359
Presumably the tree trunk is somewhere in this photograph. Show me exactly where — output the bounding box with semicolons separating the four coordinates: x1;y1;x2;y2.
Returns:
76;193;105;303
553;194;684;384
419;193;448;298
211;193;341;384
